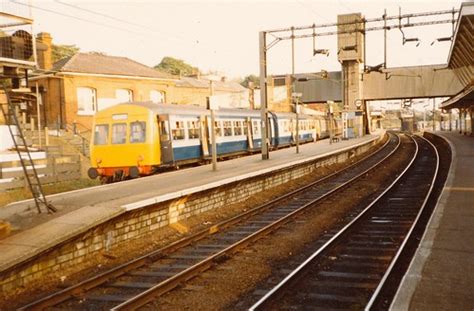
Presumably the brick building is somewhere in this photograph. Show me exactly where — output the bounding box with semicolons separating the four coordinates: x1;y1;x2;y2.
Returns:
31;33;177;130
31;33;250;130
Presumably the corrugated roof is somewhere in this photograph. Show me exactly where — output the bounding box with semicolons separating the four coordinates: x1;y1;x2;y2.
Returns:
176;77;246;93
52;53;174;79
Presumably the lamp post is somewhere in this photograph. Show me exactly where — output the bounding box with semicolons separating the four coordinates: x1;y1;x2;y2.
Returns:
327;101;334;145
292;92;302;154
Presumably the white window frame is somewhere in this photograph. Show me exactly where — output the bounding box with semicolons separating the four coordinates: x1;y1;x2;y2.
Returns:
116;88;133;103
150;90;165;104
77;87;97;116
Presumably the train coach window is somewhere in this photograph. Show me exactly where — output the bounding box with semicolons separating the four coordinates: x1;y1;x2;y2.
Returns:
187;121;200;139
214;121;222;136
159;120;169;139
94;124;109;145
234;121;242;136
130;121;146;143
223;121;232;136
253;120;260;135
112;123;127;144
172;121;185;140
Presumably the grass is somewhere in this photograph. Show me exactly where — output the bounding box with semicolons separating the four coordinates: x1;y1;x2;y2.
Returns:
0;179;100;208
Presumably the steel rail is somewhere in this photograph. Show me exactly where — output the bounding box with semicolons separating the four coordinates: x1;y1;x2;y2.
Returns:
19;133;398;311
389;133;451;310
365;135;439;310
249;134;421;310
110;134;401;310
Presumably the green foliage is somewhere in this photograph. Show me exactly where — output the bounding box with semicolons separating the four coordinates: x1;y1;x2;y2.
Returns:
51;44;80;63
240;74;260;88
154;56;199;76
89;51;107;56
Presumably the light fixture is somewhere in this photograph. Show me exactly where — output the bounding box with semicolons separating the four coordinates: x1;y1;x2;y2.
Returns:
430;36;452;45
365;63;385;73
403;37;421;47
313;49;329;56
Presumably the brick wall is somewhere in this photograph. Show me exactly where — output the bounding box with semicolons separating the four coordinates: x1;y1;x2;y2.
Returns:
36;75;175;130
0;138;379;295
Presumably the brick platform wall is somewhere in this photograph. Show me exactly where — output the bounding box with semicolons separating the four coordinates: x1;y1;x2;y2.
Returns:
0;137;381;294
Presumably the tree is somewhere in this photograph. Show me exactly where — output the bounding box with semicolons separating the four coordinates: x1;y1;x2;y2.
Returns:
240;74;260;88
52;44;80;63
89;51;108;56
154;57;199;76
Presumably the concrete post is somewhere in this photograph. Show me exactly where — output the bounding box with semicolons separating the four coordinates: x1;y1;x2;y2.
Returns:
259;31;269;160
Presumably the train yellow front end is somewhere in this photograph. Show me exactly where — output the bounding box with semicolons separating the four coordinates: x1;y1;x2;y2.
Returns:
88;104;160;182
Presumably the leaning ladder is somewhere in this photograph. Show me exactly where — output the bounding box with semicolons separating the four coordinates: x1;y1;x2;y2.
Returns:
0;88;56;213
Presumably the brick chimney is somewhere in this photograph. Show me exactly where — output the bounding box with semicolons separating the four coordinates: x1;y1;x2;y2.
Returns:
36;32;52;70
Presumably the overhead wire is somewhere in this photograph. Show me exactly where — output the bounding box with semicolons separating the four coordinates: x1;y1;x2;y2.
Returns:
11;0;237;71
11;0;143;36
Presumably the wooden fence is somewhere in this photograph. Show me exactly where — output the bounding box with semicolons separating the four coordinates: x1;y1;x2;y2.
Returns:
0;155;81;192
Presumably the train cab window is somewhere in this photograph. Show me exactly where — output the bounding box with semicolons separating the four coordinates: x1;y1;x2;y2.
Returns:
234;121;242;136
214;121;222;136
223;121;233;136
130;121;146;143
94;124;109;145
112;123;127;144
172;121;185;140
187;120;200;139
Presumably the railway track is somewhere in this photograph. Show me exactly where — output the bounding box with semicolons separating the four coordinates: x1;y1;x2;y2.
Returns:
250;135;439;310
20;133;401;311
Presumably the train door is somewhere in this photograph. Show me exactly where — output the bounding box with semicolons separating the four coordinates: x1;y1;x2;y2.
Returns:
246;117;254;150
268;112;278;147
267;116;274;149
200;115;209;157
158;115;174;164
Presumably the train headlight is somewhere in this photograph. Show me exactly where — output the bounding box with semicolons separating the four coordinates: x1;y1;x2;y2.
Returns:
137;155;144;162
96;158;102;164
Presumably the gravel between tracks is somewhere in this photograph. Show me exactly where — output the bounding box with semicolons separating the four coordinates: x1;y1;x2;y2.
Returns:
142;135;415;310
4;136;389;309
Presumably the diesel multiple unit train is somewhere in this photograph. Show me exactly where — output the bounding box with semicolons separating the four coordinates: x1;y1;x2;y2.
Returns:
87;102;342;182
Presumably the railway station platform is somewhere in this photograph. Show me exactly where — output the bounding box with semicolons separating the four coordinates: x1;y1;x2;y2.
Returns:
392;131;474;310
0;132;383;278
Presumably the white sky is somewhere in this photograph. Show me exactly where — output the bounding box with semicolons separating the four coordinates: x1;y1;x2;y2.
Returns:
12;0;464;78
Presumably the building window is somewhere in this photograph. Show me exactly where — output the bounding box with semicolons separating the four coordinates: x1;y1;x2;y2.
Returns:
150;90;165;103
116;88;133;103
172;121;185;140
94;124;108;145
77;87;97;115
112;123;127;144
130;121;146;143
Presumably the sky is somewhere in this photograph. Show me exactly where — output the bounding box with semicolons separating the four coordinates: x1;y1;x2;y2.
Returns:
4;0;464;79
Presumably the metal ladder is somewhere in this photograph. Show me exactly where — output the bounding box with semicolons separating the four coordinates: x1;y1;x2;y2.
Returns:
0;88;56;213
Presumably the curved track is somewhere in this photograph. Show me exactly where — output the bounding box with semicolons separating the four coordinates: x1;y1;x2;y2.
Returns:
20;134;401;311
250;135;439;310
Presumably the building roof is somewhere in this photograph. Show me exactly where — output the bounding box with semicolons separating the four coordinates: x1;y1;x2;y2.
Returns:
176;77;247;93
293;72;342;103
52;53;175;79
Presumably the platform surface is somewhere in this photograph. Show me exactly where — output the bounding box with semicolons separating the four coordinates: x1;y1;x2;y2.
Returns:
392;131;474;310
0;133;382;273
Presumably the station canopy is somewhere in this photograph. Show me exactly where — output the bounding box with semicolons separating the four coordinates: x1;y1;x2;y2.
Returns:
440;2;474;110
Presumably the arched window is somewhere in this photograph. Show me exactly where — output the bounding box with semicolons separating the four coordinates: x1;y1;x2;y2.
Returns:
116;89;133;103
150;90;165;103
77;87;97;115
